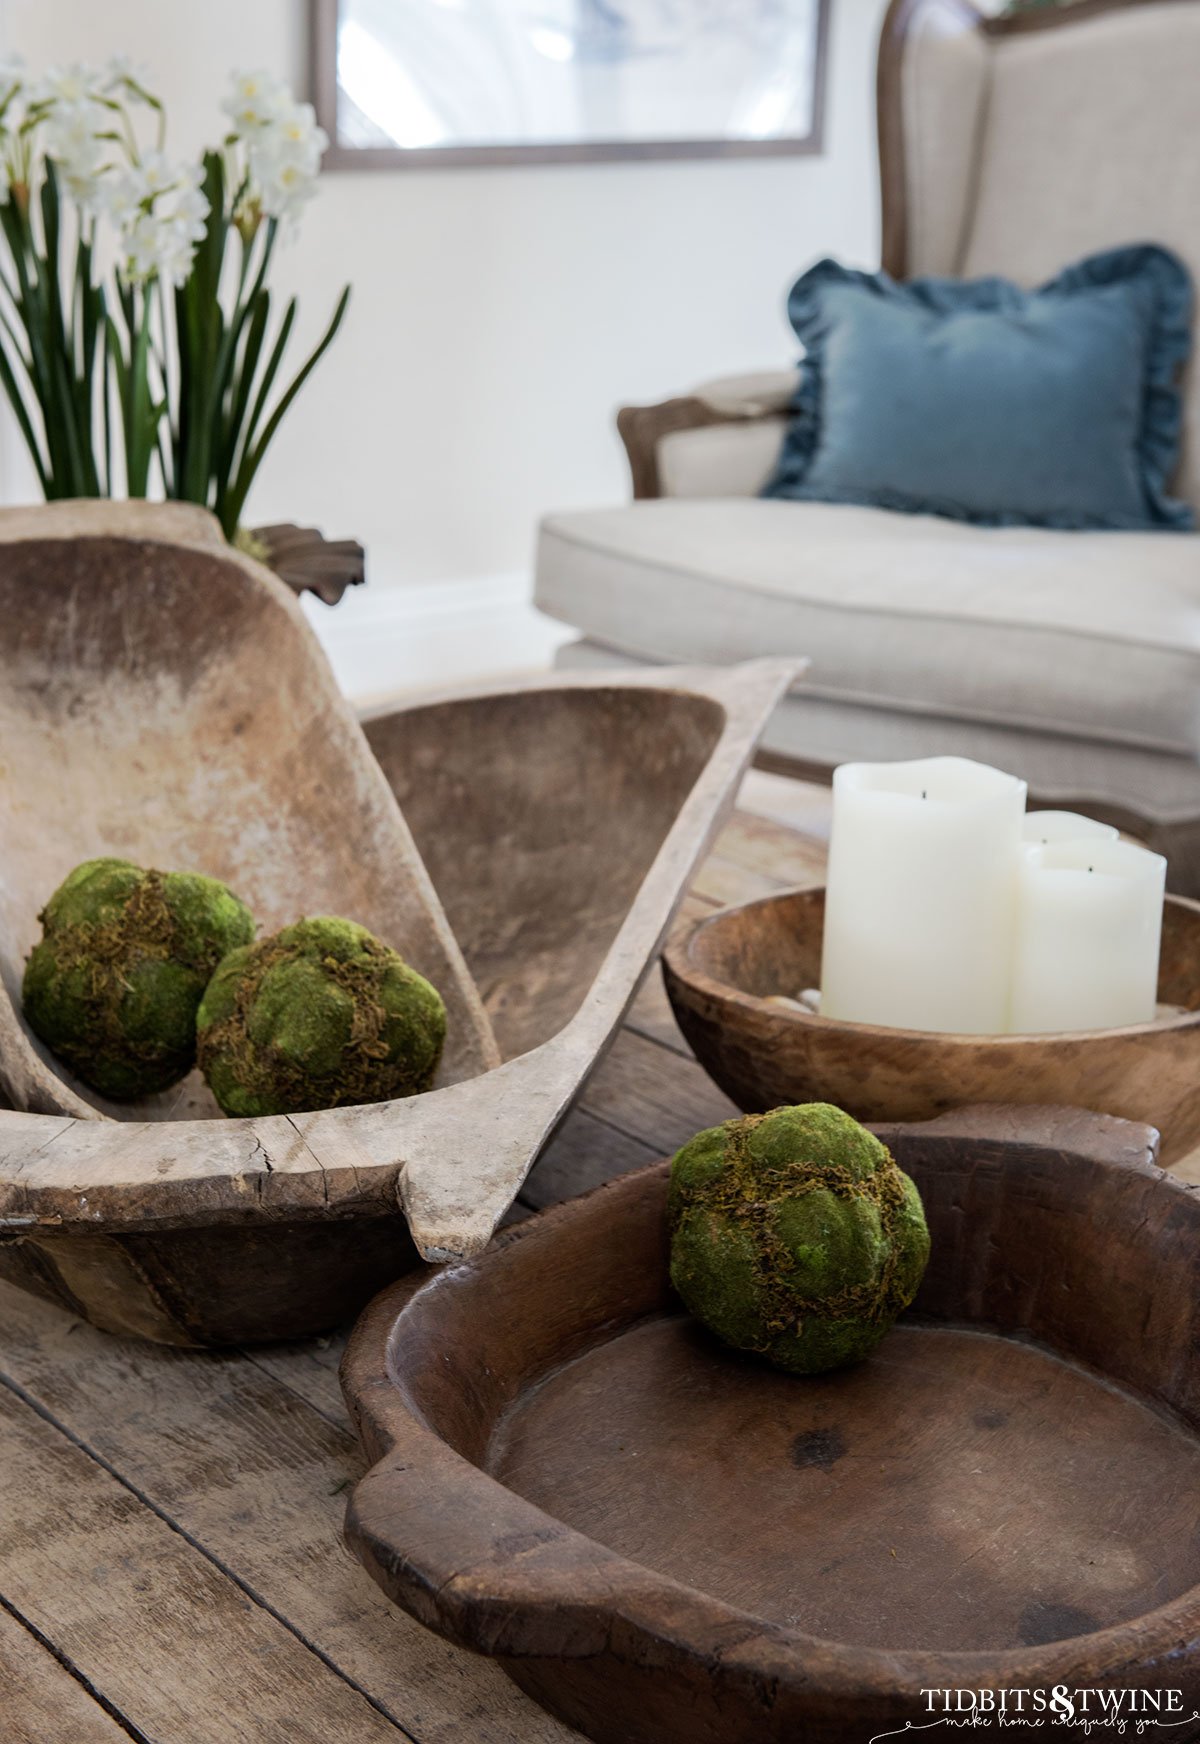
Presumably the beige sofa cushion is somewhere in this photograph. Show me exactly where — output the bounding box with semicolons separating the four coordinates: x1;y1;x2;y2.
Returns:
534;499;1200;755
658;419;787;499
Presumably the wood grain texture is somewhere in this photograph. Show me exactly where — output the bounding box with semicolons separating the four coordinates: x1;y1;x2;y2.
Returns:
0;803;844;1744
0;1603;135;1744
493;1321;1200;1650
0;507;794;1331
342;1107;1200;1744
0;1383;411;1744
520;1107;659;1212
577;1029;738;1154
664;885;1200;1166
0;1279;579;1744
251;521;365;606
0;499;498;1116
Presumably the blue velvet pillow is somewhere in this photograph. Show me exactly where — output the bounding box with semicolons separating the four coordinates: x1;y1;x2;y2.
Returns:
763;245;1194;531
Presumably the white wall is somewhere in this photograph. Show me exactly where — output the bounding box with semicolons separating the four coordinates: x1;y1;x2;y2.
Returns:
0;0;889;589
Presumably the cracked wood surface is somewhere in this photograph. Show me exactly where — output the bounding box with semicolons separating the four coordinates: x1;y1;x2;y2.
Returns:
0;803;805;1743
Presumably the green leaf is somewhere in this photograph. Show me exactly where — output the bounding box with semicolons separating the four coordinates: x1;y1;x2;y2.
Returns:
215;287;269;523
236;295;296;471
173;150;231;503
0;328;48;490
224;285;350;535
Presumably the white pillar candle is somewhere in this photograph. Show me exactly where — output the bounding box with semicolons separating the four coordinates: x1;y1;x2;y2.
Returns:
1022;811;1119;847
1009;839;1166;1033
820;757;1026;1034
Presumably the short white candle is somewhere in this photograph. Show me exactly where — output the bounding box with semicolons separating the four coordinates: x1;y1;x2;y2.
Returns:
1009;839;1166;1033
1022;811;1119;847
820;757;1026;1033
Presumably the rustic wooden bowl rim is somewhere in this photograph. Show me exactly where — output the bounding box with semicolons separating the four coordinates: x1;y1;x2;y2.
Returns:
341;1117;1200;1702
664;884;1200;1046
0;512;796;1266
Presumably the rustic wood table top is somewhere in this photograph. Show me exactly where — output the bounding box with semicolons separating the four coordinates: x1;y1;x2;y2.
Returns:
0;806;826;1744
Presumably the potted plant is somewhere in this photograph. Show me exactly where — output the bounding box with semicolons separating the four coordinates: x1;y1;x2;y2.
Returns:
0;57;361;600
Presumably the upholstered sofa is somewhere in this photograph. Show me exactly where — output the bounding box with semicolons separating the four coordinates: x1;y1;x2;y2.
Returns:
534;0;1200;890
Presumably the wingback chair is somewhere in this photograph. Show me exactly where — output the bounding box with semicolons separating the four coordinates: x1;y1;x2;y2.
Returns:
534;0;1200;891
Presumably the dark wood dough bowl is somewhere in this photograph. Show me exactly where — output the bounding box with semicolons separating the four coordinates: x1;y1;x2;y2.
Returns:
664;885;1200;1166
0;501;794;1344
342;1106;1200;1744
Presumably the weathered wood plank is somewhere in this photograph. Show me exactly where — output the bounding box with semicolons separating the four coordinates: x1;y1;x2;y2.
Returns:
0;1380;412;1744
621;908;709;1056
521;1107;659;1212
578;1030;738;1155
713;811;827;889
0;1601;136;1744
688;851;790;907
622;967;691;1056
0;1285;579;1744
247;1331;349;1426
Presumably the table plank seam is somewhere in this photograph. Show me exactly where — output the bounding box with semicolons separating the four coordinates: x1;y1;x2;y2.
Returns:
0;1366;419;1744
621;1013;692;1060
237;1347;353;1433
0;1592;152;1744
552;1101;665;1161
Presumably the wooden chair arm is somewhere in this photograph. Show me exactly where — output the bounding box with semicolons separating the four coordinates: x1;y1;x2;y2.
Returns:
616;371;798;499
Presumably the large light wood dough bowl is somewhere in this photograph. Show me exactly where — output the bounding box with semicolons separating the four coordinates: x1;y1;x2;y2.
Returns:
0;501;795;1344
664;886;1200;1167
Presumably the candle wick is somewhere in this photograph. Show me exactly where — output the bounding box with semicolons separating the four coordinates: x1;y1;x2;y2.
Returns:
921;790;927;800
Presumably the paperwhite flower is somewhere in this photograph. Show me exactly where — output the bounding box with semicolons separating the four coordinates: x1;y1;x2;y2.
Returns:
246;98;327;222
222;69;287;135
32;62;99;108
109;153;209;286
42;97;112;210
271;100;327;167
102;54;151;94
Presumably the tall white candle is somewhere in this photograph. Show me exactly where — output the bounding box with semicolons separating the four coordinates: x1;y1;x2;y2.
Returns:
820;758;1026;1033
1022;811;1119;847
1009;839;1166;1033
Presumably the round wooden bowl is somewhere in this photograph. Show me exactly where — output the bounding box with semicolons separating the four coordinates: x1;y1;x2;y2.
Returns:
341;1107;1200;1743
663;886;1200;1166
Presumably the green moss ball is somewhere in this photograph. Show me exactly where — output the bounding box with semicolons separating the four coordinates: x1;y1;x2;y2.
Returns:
668;1103;930;1375
196;916;446;1118
22;857;256;1100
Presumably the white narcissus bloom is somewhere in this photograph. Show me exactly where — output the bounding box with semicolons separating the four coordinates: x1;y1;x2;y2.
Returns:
246;98;328;222
102;54;151;94
31;62;98;108
42;97;113;210
110;154;210;287
222;69;287;135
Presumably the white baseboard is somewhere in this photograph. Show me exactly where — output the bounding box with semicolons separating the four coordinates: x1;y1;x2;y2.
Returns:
301;571;573;707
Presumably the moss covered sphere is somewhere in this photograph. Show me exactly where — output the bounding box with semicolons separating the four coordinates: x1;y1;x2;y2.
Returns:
22;857;256;1100
668;1103;930;1375
196;916;446;1117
